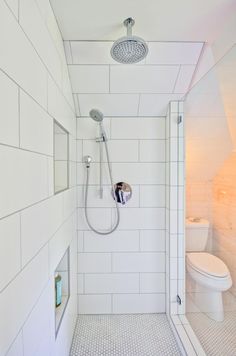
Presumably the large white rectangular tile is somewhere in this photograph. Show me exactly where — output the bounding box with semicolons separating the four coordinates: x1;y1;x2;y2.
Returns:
111;117;165;139
110;65;179;93
112;163;165;184
140;230;165;251
77;117;111;139
76;140;83;162
140;273;165;293
69;135;77;162
73;94;80;116
5;0;19;19
21;194;63;266
22;283;52;356
112;252;165;272
78;253;111;273
19;0;62;87
77;231;84;252
36;1;65;61
140;185;165;207
77;163;110;185
84;273;139;294
139;94;183;116
0;71;19;146
113;294;165;313
62;64;75;110
113;208;165;230
77;207;112;230
70;41;117;64
84;230;139;252
68;65;109;93
83;140;139;162
0;214;21;291
0;146;49;218
174;65;196;93
83;230;139;252
77;274;84;294
6;332;24;356
139;140;165;162
0;246;49;355
47;157;54;196
47;76;75;134
64;41;73;64
78;295;111;314
146;42;203;65
0;1;47;108
78;94;139;116
49;214;76;274
20;90;53;155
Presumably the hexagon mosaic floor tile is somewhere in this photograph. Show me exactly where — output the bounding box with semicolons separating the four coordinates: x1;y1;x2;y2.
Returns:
70;314;181;356
187;311;236;356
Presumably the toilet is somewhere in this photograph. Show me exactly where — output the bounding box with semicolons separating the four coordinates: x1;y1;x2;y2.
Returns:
186;217;232;321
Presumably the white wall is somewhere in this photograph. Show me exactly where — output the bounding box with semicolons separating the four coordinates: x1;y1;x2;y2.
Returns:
76;116;166;314
0;1;77;355
186;9;236;224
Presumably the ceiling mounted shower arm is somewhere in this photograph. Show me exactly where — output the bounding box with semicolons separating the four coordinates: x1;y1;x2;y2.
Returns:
124;18;135;37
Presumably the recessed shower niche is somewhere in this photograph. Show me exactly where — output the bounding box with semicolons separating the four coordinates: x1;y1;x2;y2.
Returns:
54;120;69;194
55;248;70;337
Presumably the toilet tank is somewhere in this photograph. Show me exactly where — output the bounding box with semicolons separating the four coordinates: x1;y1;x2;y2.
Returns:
186;217;210;252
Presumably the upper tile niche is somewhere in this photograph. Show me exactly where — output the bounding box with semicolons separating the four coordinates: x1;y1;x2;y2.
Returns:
64;41;204;117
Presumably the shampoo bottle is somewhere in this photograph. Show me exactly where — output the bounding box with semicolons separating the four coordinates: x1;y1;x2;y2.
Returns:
55;273;62;307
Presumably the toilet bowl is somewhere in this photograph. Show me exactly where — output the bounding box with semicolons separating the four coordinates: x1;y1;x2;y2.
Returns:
186;252;232;321
186;218;232;321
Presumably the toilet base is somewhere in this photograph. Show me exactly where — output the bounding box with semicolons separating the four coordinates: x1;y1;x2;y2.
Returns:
188;278;224;322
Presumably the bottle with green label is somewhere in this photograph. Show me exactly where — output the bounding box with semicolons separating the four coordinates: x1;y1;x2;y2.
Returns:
55;273;62;307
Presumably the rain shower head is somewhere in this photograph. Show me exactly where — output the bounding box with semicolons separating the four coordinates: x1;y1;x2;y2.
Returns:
89;109;104;122
110;18;148;64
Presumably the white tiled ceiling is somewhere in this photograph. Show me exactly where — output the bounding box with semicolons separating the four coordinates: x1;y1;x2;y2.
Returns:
65;40;203;117
50;0;234;42
109;65;180;94
69;65;110;93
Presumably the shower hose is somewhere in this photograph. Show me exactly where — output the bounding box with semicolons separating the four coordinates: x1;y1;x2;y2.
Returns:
84;139;120;235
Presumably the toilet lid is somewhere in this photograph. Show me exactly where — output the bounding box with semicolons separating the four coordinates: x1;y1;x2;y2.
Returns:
187;252;229;277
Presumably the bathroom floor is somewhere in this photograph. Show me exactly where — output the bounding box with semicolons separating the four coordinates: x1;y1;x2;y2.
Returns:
187;311;236;356
70;314;181;356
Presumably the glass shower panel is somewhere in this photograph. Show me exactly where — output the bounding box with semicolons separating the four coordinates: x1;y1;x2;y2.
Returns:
183;45;236;355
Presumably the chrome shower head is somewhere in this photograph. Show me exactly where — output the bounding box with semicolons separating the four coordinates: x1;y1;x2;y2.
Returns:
111;18;148;64
89;109;104;122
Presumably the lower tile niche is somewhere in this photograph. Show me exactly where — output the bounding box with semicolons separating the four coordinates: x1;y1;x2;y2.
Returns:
55;248;70;336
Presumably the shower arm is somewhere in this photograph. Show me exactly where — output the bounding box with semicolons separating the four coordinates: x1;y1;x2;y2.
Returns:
124;17;135;37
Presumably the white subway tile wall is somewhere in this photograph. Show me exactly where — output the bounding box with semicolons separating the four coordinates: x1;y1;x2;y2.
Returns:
0;2;77;356
77;116;167;313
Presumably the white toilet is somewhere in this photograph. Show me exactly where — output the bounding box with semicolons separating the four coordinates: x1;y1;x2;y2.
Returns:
186;217;232;321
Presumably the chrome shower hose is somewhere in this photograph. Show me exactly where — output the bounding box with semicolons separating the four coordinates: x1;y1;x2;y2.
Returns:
84;140;120;235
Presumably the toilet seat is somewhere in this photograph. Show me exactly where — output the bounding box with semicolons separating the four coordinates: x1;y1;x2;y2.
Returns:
187;252;229;278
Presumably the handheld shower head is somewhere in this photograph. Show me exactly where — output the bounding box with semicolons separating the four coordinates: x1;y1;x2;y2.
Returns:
89;109;104;122
89;109;107;141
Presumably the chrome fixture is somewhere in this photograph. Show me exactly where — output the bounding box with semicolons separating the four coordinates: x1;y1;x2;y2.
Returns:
84;109;120;235
110;17;148;64
84;155;92;168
